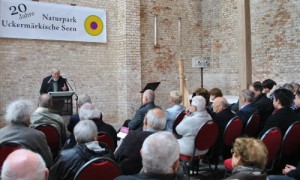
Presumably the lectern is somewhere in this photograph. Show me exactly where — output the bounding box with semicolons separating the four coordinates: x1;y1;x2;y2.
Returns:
48;91;74;116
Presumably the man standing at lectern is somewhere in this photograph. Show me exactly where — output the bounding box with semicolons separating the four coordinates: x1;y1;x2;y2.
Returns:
40;68;69;94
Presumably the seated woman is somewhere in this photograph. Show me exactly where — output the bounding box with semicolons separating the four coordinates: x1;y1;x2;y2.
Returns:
165;90;185;132
227;137;268;180
176;95;212;156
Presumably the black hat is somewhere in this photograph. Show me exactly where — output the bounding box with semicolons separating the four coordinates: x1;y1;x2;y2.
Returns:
140;82;160;93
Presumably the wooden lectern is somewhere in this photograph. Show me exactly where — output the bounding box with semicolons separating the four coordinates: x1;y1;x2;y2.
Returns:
48;91;74;116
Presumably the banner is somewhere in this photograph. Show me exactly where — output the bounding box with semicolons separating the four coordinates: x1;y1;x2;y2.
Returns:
0;0;107;43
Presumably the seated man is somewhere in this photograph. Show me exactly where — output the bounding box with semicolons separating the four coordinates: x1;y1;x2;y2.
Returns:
115;131;187;180
115;108;166;175
67;93;92;134
260;88;299;137
126;89;159;131
49;120;113;180
1;149;49;180
31;94;67;147
0;99;52;167
236;89;258;128
293;91;300;115
64;103;117;150
249;81;274;130
211;96;235;160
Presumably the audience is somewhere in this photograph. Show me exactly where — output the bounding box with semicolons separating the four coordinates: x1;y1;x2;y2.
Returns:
260;88;299;136
262;78;277;99
49;120;113;180
1;149;49;180
227;137;268;179
31;94;67;147
249;81;274;130
67;93;92;134
0;99;52;167
236;89;258;128
125;89;159;131
165;91;185;132
291;82;300;94
176;95;212;156
115;108;166;175
115;131;188;180
209;87;223;101
294;91;300;115
79;103;117;149
268;164;300;180
64;103;117;150
211;97;235;161
193;87;211;108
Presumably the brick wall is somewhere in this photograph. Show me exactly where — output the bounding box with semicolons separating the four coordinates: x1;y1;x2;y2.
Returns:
1;0;300;125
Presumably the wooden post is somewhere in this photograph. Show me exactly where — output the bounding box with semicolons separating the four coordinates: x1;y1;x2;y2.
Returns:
237;0;252;91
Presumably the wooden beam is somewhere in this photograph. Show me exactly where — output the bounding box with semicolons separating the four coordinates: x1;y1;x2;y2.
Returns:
237;0;252;91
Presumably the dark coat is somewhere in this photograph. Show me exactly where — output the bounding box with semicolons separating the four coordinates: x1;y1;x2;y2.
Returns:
252;93;274;130
114;131;153;175
227;166;267;180
40;75;68;94
63;116;117;151
211;107;236;160
260;107;299;137
128;101;158;131
0;124;53;167
236;103;258;128
49;142;113;180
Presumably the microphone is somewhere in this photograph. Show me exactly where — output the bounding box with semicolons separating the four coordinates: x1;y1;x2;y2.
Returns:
47;77;53;84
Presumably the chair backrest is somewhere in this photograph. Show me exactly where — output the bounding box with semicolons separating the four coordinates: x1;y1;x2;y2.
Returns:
244;112;261;137
260;127;282;162
195;120;218;151
97;131;115;152
223;116;243;146
280;121;300;157
34;124;60;157
0;141;23;168
173;111;186;137
74;157;122;180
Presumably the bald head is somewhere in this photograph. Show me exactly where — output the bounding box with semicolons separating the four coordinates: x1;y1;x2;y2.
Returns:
143;108;166;131
38;94;52;108
1;149;48;180
213;97;230;113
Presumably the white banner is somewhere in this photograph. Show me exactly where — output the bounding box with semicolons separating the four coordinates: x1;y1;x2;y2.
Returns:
0;0;107;43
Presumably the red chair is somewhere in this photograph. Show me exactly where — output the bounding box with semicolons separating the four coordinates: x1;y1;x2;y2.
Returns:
173;111;186;138
97;131;116;152
276;121;300;170
0;141;23;168
74;157;122;180
214;116;243;173
244;112;261;137
223;127;282;173
34;124;60;158
180;120;218;176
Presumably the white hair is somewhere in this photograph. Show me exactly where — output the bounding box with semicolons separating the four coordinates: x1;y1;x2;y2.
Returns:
1;149;47;180
74;120;97;144
141;131;179;173
79;103;101;120
5;99;34;125
78;94;92;107
143;89;155;102
145;108;166;130
191;95;206;112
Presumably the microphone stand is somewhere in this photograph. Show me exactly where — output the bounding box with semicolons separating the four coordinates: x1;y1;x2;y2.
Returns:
65;79;79;114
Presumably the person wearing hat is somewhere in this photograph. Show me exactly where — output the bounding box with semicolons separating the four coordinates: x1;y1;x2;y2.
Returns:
176;95;212;156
